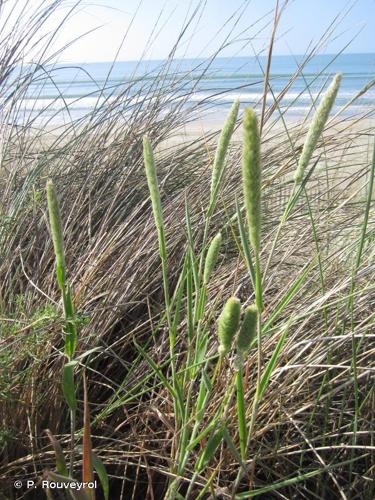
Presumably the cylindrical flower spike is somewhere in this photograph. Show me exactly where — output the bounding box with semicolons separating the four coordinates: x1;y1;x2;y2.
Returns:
294;73;342;183
203;232;222;285
237;304;257;355
46;179;66;290
217;297;241;355
210;100;240;205
242;108;261;254
143;136;166;260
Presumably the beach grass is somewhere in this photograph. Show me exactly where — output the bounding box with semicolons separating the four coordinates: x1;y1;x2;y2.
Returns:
0;1;374;499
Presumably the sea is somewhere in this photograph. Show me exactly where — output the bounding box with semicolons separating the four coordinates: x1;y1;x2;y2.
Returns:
13;53;375;124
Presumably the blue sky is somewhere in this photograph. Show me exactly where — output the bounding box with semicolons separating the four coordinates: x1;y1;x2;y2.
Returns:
40;0;375;62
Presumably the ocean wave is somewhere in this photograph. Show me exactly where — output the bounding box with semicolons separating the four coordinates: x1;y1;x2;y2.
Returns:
23;72;375;87
13;94;155;111
11;86;375;114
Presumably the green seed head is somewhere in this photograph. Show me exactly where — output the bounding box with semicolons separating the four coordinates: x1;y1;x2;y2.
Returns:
210;100;240;204
237;304;257;355
242;108;261;253
217;297;241;355
203;232;222;285
294;73;342;183
143;135;166;260
46;179;66;289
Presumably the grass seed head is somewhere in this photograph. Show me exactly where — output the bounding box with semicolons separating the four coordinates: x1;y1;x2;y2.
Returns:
46;179;66;289
203;232;222;285
217;297;241;355
242;108;261;253
143;135;166;260
237;304;257;355
294;73;342;183
210;99;240;204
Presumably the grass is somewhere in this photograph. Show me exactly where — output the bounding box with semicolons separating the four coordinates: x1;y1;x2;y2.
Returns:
0;1;374;499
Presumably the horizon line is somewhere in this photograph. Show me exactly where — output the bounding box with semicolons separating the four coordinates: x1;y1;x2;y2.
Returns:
58;51;375;65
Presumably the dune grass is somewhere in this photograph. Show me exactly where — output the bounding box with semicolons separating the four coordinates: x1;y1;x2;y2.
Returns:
0;1;374;499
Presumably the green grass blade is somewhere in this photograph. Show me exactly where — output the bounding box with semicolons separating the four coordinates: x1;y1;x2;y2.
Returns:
133;339;183;412
92;452;109;500
45;429;68;477
195;425;224;472
262;259;315;334
256;326;288;401
235;456;365;498
236;366;247;460
62;361;77;412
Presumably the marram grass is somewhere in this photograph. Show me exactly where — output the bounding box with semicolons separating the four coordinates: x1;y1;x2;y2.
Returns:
294;73;342;183
217;297;241;355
